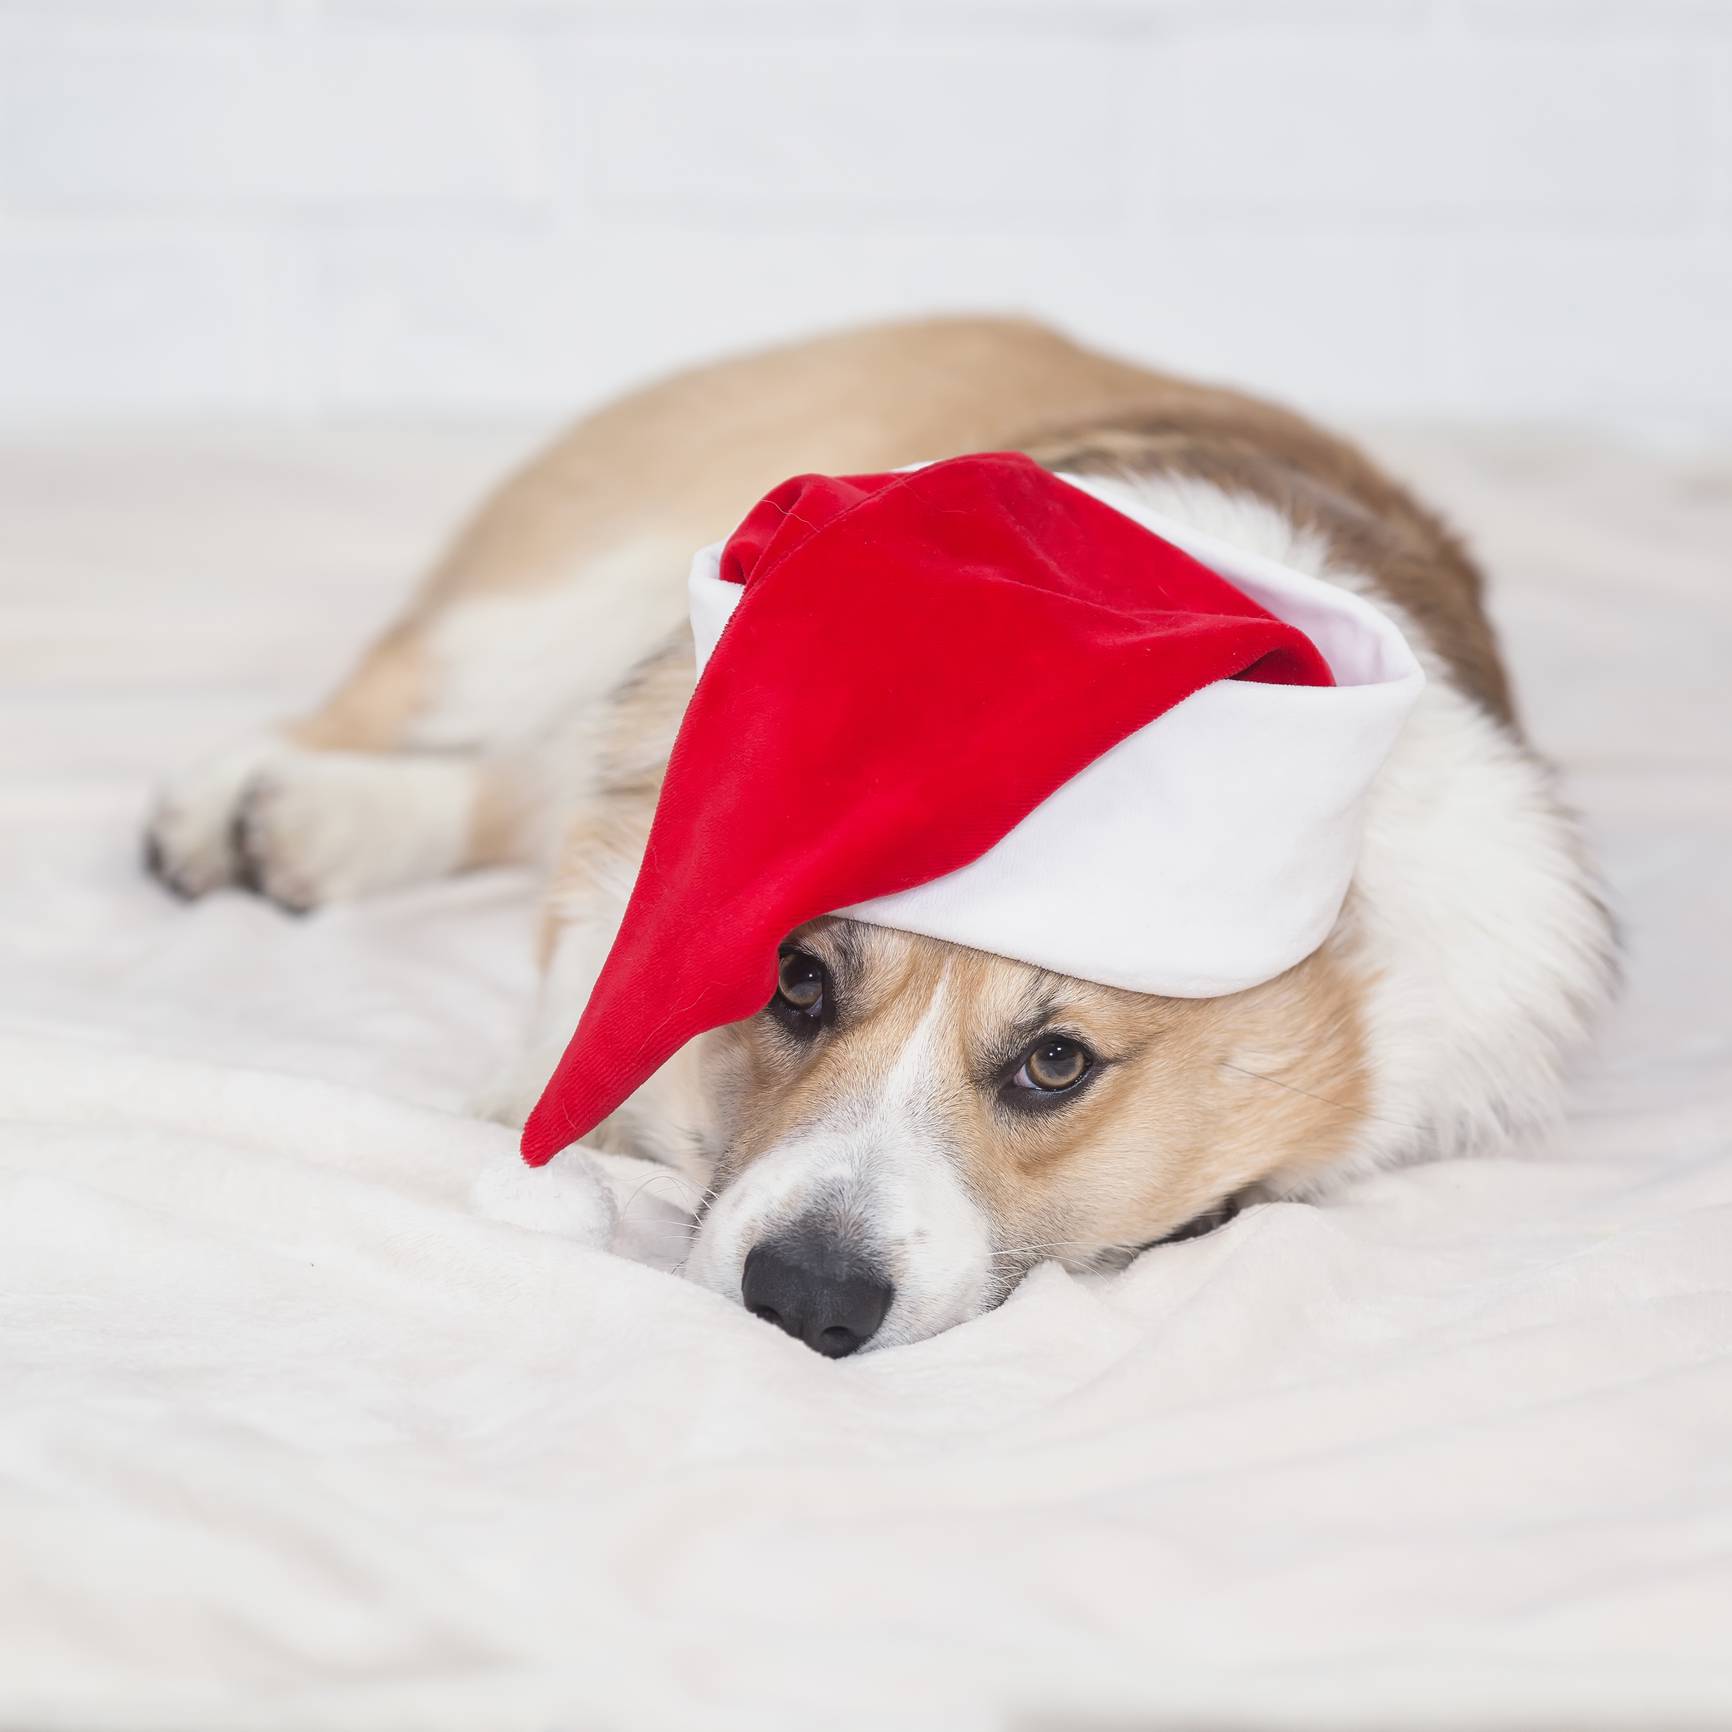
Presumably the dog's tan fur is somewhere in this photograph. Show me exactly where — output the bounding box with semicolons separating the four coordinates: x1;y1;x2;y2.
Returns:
149;316;1607;1341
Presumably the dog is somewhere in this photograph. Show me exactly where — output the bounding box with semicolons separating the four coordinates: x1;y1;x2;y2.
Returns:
145;316;1614;1355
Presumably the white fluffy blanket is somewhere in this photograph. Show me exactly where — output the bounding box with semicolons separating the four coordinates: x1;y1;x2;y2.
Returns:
2;426;1728;1731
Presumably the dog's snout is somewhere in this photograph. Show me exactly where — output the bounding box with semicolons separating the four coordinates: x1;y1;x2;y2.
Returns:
741;1230;893;1358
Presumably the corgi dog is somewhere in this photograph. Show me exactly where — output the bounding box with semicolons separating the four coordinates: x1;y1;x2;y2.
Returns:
146;317;1613;1354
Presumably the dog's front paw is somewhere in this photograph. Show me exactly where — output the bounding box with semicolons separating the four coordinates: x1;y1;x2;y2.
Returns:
144;736;283;900
146;744;473;913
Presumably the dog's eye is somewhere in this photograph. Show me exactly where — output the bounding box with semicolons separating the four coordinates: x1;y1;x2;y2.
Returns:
1012;1035;1092;1094
771;948;829;1026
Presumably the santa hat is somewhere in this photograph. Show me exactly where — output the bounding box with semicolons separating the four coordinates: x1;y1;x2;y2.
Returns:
522;452;1423;1166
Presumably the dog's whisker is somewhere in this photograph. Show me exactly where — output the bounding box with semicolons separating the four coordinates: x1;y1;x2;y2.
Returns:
1221;1060;1427;1133
651;1170;714;1203
652;1172;714;1205
615;1168;710;1227
987;1240;1106;1263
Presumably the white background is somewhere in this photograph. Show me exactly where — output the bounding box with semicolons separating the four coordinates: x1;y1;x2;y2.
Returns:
1;0;1729;430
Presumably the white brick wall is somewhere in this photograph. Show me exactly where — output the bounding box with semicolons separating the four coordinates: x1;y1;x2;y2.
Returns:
1;0;1728;427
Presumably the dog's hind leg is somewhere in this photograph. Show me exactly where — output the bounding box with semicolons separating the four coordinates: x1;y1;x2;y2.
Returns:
144;477;693;910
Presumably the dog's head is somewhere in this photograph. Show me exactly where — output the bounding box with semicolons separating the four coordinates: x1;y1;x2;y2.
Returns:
682;916;1369;1354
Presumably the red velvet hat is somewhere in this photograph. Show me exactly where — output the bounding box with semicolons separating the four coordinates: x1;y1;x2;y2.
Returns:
522;451;1421;1166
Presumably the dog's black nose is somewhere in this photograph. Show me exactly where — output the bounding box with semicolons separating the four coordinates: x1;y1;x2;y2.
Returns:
741;1231;893;1358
